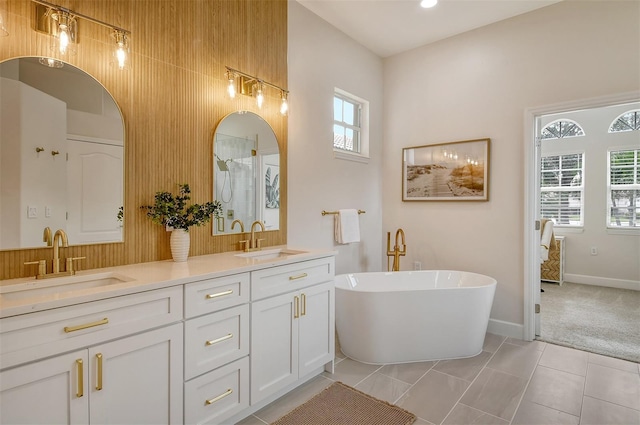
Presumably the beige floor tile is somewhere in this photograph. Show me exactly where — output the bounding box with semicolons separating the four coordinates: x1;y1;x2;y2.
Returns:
252;375;333;423
486;342;542;379
397;370;469;425
354;371;412;404
443;403;509;425
434;351;493;382
414;418;435;425
483;333;506;353
378;361;437;385
585;363;640;411
322;357;381;386
523;365;584;416
511;400;579;425
538;343;588;376
588;352;639;373
580;396;640;425
460;367;528;421
507;338;546;351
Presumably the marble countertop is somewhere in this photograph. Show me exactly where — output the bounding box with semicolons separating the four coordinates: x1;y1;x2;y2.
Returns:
0;246;336;318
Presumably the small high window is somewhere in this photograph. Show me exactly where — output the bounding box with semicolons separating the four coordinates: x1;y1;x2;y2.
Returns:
541;120;585;140
333;88;369;162
609;110;640;133
608;149;640;228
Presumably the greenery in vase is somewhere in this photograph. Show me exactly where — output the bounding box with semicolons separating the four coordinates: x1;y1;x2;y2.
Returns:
141;184;223;231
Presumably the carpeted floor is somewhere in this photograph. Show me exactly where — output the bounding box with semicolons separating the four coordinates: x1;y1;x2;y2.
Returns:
539;282;640;363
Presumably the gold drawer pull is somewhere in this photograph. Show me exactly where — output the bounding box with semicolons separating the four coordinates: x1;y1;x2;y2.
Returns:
76;359;84;398
64;318;109;333
289;273;308;281
205;333;233;346
205;388;233;405
205;289;233;299
301;293;306;316
96;353;103;390
294;296;300;319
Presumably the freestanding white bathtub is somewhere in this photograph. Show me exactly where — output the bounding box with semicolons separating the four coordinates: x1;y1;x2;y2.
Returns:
335;270;497;364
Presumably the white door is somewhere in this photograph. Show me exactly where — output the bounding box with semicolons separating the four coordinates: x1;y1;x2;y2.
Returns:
0;350;89;424
298;282;334;378
66;138;123;244
534;127;543;336
89;324;183;425
250;292;298;404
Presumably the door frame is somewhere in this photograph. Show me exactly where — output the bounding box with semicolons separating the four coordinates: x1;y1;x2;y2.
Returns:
522;90;640;342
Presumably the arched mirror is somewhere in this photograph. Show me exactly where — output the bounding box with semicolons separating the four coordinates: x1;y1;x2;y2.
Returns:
213;111;280;235
0;57;124;250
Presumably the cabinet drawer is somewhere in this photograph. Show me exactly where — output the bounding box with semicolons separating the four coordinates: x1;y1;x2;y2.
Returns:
0;286;182;370
185;304;249;380
184;356;249;425
184;273;249;319
251;257;334;301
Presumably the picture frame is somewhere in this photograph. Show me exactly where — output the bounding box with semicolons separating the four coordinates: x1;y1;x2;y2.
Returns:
402;138;490;201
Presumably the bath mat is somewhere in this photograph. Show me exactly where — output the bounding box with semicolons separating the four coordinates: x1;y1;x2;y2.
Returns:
270;381;416;425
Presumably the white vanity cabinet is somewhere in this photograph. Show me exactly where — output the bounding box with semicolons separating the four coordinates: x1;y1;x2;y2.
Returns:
250;258;335;405
183;273;250;425
0;286;184;425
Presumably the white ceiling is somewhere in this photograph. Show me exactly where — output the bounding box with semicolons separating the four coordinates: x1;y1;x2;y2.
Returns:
296;0;562;58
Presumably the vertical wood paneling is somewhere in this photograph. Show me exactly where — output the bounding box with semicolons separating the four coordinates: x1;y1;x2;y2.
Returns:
0;0;288;279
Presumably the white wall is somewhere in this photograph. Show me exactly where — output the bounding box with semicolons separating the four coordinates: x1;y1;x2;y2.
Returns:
383;1;640;328
288;1;384;274
540;102;640;287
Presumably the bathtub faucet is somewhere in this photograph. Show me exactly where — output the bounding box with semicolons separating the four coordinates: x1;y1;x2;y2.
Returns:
386;228;406;271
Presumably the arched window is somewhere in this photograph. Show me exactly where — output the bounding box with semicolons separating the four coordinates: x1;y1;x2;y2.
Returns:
609;110;640;133
541;120;585;140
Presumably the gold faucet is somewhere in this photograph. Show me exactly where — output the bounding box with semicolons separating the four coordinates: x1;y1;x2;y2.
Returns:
386;228;406;271
231;219;245;233
248;220;265;251
43;226;52;247
52;229;69;274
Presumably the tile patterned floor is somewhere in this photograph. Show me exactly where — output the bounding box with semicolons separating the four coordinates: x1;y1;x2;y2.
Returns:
237;334;640;425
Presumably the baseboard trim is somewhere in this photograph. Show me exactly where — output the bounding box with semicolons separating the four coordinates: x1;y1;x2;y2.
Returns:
487;318;524;340
564;274;640;291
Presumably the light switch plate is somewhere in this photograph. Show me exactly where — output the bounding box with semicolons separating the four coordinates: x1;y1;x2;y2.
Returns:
27;206;38;218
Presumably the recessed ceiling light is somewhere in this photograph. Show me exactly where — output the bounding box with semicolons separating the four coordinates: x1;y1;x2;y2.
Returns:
420;0;438;8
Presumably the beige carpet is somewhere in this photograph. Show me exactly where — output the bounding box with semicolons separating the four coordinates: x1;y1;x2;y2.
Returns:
270;382;416;425
540;282;640;363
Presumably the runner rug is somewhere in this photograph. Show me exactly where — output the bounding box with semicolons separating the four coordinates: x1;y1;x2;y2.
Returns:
270;381;416;425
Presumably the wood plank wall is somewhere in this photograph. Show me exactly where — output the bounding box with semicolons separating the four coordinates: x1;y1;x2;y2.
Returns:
0;0;288;280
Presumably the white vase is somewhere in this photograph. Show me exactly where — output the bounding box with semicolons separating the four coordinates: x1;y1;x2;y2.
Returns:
170;229;190;262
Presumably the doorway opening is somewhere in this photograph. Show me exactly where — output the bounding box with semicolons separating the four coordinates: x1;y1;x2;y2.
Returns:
523;92;640;363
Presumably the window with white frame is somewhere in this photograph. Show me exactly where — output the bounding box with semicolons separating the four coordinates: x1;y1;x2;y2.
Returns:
608;149;640;228
333;88;369;162
609;110;640;133
540;153;585;227
541;119;585;140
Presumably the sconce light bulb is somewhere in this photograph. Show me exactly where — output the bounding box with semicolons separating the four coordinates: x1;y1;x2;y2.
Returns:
228;79;236;99
256;88;264;109
116;46;127;69
280;98;288;115
58;26;69;54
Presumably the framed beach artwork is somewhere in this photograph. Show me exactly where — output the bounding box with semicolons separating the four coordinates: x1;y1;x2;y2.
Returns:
402;138;490;201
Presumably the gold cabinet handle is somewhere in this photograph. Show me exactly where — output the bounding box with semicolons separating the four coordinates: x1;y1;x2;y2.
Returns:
205;333;233;346
301;293;306;316
205;289;233;299
96;353;103;390
64;318;109;333
294;296;300;319
205;388;233;405
76;359;84;398
289;273;308;281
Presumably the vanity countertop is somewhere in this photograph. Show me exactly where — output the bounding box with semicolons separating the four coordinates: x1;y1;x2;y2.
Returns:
0;246;336;319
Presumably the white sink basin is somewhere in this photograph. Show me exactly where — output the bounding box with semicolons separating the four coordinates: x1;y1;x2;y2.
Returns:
235;248;308;261
0;272;134;302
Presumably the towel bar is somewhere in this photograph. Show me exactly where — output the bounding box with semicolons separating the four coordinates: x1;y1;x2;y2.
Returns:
321;210;366;216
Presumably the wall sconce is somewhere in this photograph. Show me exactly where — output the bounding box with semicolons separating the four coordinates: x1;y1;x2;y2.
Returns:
32;0;131;70
225;66;289;115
